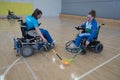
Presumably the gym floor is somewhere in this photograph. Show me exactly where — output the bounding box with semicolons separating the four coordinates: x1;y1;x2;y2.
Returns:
0;16;120;80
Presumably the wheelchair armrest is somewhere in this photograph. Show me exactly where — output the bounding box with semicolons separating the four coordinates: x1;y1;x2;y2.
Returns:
75;26;84;30
22;23;26;26
18;19;26;26
17;19;23;23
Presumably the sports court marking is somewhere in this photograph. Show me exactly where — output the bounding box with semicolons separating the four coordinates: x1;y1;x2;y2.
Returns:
1;39;119;80
104;44;120;52
70;44;120;80
0;57;22;80
72;53;120;80
0;61;25;70
23;58;39;80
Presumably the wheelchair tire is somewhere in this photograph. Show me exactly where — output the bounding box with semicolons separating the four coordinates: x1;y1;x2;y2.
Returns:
20;45;34;57
94;43;103;53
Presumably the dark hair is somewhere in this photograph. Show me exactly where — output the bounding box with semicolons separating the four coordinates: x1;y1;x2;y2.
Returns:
32;8;42;19
88;10;96;18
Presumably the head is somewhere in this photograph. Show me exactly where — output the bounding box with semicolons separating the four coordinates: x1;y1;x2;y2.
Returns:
32;8;42;19
87;10;96;22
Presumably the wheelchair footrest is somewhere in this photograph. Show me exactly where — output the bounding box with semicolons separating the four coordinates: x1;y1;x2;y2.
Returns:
66;40;86;54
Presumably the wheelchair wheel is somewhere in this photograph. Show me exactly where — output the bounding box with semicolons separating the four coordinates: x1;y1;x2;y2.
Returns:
20;45;34;57
94;43;103;53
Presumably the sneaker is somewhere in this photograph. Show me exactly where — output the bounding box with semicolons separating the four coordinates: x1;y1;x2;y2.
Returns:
51;40;56;44
70;42;78;49
50;43;55;49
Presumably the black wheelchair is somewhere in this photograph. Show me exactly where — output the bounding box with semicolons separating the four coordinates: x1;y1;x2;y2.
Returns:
7;10;20;19
66;24;104;55
13;20;52;57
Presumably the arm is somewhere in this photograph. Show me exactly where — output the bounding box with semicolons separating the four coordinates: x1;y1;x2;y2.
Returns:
35;27;48;43
75;22;86;30
81;22;86;29
33;19;47;42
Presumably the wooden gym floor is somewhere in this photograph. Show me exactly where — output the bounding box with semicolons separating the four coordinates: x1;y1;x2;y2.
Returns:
0;16;120;80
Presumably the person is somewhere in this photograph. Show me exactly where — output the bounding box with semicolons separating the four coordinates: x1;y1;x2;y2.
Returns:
25;8;55;48
71;10;98;48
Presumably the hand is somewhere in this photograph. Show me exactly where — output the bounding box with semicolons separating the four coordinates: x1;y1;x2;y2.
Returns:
85;41;90;47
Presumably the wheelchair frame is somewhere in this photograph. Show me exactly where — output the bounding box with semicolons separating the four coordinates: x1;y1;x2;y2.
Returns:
13;20;51;57
66;24;104;54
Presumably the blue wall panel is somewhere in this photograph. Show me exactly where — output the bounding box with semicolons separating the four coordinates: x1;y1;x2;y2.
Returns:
61;0;120;19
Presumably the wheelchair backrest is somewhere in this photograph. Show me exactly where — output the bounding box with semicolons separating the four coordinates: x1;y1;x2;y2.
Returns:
18;20;27;39
18;19;37;39
94;25;101;40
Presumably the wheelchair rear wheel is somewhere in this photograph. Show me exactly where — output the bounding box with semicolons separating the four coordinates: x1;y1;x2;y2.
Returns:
20;45;34;57
94;43;103;53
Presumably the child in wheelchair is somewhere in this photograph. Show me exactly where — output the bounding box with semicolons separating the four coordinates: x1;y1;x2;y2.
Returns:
66;10;103;54
14;8;55;57
25;8;55;48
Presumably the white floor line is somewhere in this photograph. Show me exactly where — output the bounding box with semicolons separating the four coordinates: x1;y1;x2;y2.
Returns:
73;53;120;80
23;58;39;80
104;44;120;51
0;57;22;80
0;61;25;70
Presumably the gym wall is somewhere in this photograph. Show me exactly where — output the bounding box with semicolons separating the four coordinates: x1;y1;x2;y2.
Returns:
0;1;33;16
33;0;61;16
0;0;61;17
61;0;120;19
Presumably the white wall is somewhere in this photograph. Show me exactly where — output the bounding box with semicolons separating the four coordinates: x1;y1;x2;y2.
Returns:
33;0;61;17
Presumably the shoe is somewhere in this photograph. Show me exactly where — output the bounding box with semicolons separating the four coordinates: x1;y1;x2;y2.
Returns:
70;42;78;49
50;43;55;49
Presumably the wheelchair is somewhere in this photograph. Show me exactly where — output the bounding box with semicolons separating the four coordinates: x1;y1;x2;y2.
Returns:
13;20;52;57
66;24;104;55
7;10;20;19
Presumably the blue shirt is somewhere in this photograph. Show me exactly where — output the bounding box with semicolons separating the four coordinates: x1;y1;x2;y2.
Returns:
81;19;98;42
25;15;39;30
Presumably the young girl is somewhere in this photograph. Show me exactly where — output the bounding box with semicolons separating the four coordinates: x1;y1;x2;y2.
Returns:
25;8;55;48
